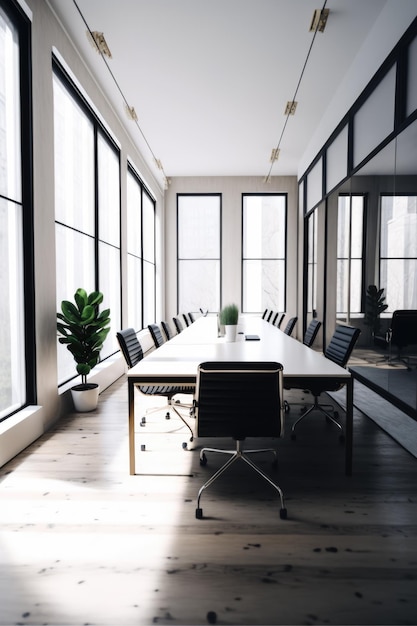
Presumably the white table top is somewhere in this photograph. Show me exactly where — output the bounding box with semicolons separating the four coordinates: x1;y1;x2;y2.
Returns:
128;316;350;381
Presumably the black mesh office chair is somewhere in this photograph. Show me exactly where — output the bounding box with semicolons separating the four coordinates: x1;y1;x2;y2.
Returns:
148;323;165;348
290;324;361;442
271;311;279;325
266;310;274;323
283;317;297;336
188;312;196;323
161;320;174;341
303;319;322;347
182;313;191;327
193;361;287;520
262;309;269;320
116;328;195;440
173;316;184;334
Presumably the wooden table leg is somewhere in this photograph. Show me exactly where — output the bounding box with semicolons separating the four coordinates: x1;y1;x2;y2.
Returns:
128;379;136;475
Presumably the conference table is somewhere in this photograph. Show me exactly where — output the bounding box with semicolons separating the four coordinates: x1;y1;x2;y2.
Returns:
127;316;354;476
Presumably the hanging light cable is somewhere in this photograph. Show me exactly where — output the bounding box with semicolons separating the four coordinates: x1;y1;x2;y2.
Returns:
264;0;328;183
72;0;170;189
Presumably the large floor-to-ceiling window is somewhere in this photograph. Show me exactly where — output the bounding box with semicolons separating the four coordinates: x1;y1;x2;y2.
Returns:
0;0;33;422
177;193;221;314
337;194;365;319
53;62;120;384
242;194;287;314
380;194;417;310
127;165;156;329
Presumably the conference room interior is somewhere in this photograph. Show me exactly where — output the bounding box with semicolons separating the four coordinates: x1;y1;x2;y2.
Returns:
1;1;417;625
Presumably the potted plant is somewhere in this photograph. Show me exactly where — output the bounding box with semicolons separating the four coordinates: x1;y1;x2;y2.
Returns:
220;303;239;342
57;288;111;412
364;284;388;344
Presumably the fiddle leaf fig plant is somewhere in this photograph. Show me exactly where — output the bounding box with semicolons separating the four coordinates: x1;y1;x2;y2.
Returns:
364;284;388;337
57;288;111;386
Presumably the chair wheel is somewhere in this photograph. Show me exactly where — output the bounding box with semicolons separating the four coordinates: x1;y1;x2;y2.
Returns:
189;436;194;442
200;453;207;466
196;508;203;519
280;508;287;520
165;412;170;419
140;417;146;426
291;432;296;441
182;441;188;450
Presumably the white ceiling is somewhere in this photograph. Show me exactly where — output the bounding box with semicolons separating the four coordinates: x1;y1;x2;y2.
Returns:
47;0;390;187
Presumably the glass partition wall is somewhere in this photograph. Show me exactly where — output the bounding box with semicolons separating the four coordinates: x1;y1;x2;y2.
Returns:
299;17;417;416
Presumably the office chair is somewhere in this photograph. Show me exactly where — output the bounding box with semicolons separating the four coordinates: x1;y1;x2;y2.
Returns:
276;313;285;328
377;310;417;369
161;320;174;341
303;319;322;347
116;328;195;440
267;310;274;323
188;312;196;322
283;317;297;336
262;309;269;320
182;313;191;327
290;324;361;442
173;316;184;334
271;311;279;325
148;323;165;348
193;361;287;520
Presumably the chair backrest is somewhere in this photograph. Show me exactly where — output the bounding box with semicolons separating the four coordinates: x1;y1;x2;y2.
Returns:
325;324;361;367
267;310;274;322
173;316;184;333
283;316;297;336
262;308;269;320
182;313;191;327
161;320;174;341
116;328;143;368
303;319;322;347
148;323;165;348
195;361;284;440
188;312;196;323
276;313;285;328
389;310;417;348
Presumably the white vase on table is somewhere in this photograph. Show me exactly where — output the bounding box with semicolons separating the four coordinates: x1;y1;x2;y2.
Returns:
224;324;237;342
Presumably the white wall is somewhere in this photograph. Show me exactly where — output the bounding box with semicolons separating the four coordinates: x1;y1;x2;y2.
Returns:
165;175;299;331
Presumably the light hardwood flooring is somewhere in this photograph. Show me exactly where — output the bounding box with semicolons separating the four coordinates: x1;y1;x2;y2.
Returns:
1;375;417;626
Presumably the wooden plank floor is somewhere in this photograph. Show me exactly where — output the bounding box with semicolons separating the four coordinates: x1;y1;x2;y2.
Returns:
1;376;417;626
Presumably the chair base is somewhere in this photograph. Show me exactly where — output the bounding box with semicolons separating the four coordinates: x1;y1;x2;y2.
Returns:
290;397;345;443
195;440;287;520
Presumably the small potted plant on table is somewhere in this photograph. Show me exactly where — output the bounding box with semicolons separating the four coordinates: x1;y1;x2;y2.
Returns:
57;288;111;412
220;303;239;342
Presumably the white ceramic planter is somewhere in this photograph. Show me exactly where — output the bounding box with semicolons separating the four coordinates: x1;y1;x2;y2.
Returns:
224;325;237;342
71;383;100;412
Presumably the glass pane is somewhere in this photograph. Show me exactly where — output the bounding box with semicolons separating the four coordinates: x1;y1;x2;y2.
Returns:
350;259;362;312
127;170;142;256
242;260;285;313
53;75;95;234
407;35;417;116
99;242;121;358
98;132;120;247
337;197;350;258
178;259;220;313
381;195;417;257
354;65;396;167
143;259;155;326
351;197;364;257
306;158;323;211
55;226;95;384
142;191;155;263
0;9;21;203
326;125;348;193
0;199;25;418
127;254;142;329
337;259;348;314
381;259;417;311
243;195;285;259
178;195;220;259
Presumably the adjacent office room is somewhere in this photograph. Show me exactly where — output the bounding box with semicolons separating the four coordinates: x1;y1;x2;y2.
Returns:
1;1;417;624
